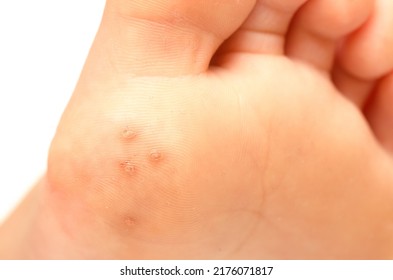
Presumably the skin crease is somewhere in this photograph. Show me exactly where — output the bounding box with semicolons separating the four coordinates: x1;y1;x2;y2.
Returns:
0;0;393;259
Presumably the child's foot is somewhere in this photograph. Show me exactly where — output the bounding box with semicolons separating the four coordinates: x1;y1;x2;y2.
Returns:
1;0;393;259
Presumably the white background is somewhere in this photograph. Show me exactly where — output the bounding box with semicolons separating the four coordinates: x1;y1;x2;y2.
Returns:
0;0;105;222
1;260;393;279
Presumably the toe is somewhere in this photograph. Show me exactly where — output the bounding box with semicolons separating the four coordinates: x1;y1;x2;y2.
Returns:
213;0;308;57
365;73;393;155
91;0;255;76
286;0;373;72
338;0;393;80
334;0;393;107
332;65;376;108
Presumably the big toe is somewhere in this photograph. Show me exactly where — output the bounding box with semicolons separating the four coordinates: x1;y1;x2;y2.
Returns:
90;0;255;76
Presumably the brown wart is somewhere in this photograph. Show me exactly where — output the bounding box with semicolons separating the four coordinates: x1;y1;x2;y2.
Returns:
120;161;137;175
120;216;138;234
122;126;137;140
149;149;163;162
124;216;137;227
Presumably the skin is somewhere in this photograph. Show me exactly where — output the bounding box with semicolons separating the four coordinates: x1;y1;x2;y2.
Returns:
0;0;393;259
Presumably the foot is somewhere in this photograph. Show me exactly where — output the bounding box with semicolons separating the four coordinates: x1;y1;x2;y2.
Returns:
1;0;393;259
